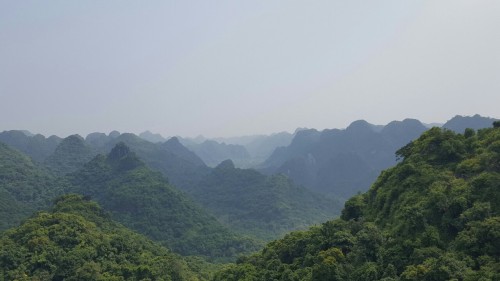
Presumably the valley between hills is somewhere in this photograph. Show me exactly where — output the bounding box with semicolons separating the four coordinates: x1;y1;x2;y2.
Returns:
0;114;499;280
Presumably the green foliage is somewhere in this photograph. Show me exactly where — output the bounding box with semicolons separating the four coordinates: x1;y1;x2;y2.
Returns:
0;130;61;162
0;142;69;231
44;134;97;175
98;133;211;190
68;143;260;260
340;194;365;221
214;125;500;280
186;160;341;241
0;194;205;280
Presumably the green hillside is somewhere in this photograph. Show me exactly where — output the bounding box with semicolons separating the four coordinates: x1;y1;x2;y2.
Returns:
188;160;341;241
99;133;210;190
214;123;500;280
0;142;68;231
44;134;96;175
0;194;204;280
68;143;259;260
0;130;61;163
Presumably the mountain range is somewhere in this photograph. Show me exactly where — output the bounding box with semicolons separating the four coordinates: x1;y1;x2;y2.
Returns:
214;121;500;280
259;115;498;200
0;114;498;279
184;159;341;241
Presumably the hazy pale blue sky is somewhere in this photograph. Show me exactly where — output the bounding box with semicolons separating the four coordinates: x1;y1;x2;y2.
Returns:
1;1;499;138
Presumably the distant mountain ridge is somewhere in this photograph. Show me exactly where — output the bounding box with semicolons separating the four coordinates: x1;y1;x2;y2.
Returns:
443;114;498;133
44;134;96;175
214;122;500;281
182;139;252;167
0;130;61;162
68;142;259;259
139;130;167;143
260;119;428;199
184;159;342;241
259;114;498;200
181;131;294;168
1;114;496;202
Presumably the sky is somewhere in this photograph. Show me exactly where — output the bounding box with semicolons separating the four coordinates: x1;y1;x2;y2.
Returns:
1;0;499;138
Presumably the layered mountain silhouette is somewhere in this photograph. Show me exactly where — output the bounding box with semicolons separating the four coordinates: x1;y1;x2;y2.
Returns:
259;115;498;200
183;139;252;167
184;159;342;240
44;134;96;175
181;131;294;168
443;114;498;133
214;122;500;280
68;142;259;259
260;119;428;199
0;130;61;162
139;130;167;143
98;133;210;189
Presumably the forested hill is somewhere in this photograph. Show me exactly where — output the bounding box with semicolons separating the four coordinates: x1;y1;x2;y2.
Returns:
91;133;210;189
0;194;206;280
0;142;68;231
0;130;210;190
0;130;61;162
185;160;342;241
44;134;96;175
214;122;500;280
68;142;260;260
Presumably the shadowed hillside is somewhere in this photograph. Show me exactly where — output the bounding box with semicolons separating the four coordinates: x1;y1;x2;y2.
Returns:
185;160;341;241
261;119;427;199
68;143;260;260
214;122;500;280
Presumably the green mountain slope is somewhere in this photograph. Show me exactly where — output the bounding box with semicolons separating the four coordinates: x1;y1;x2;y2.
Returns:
0;194;204;281
214;123;500;280
68;143;259;260
97;133;210;189
0;142;68;231
187;160;341;241
0;130;61;162
44;134;97;175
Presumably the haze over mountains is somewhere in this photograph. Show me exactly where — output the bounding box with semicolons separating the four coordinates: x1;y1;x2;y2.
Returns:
1;114;497;202
0;114;495;222
1;114;498;279
215;120;500;281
